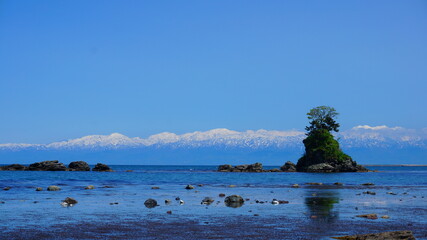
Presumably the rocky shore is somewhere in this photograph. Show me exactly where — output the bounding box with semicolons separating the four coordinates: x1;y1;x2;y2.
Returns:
218;162;297;173
0;160;112;172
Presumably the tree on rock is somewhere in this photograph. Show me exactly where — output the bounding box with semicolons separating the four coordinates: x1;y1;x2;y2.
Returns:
296;106;367;172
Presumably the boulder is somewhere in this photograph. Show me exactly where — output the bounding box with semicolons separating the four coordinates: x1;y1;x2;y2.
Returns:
144;199;158;208
280;161;297;172
92;163;113;172
307;163;334;173
224;195;244;208
62;197;78;205
185;185;195;190
269;168;281;172
218;164;233;172
28;160;67;171
331;230;415;240
356;214;378;220
47;185;61;191
35;187;43;191
68;161;90;171
0;164;27;171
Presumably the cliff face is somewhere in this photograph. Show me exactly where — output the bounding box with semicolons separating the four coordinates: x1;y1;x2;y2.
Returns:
296;129;368;172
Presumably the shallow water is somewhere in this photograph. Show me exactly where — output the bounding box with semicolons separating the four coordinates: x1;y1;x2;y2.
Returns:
1;165;426;239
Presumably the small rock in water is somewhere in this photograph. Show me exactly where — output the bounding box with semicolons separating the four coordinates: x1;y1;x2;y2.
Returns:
3;187;11;191
272;199;279;205
92;163;113;172
334;182;343;186
47;185;61;191
185;185;195;190
224;195;244;208
61;197;78;207
151;186;160;189
33;201;38;204
291;184;300;188
361;183;374;186
386;192;397;195
0;201;5;204
179;200;185;205
356;214;378;220
85;185;95;190
166;210;172;214
306;182;323;185
175;197;181;201
381;215;390;219
165;199;171;205
198;184;204;187
219;193;226;197
228;185;236;188
35;187;43;191
363;191;376;195
201;197;214;205
144;199;158;208
254;214;259;216
102;186;114;188
125;170;133;172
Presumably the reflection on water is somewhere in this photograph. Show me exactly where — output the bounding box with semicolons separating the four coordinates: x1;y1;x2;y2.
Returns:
305;191;339;223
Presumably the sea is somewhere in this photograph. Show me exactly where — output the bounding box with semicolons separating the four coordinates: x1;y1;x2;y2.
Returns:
1;165;426;240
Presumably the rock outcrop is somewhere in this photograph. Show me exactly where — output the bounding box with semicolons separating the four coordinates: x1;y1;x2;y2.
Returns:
68;161;90;171
331;230;415;240
92;163;113;172
0;164;28;171
280;161;297;172
28;160;67;171
296;129;368;173
224;195;244;208
218;163;263;172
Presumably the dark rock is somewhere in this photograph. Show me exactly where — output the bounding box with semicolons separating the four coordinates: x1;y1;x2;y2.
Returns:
224;195;244;208
68;161;90;171
125;170;133;172
307;163;334;173
92;163;113;172
102;185;114;188
185;185;195;190
3;187;11;191
362;183;375;186
306;182;323;185
218;164;233;172
144;198;158;208
269;168;281;172
35;187;43;191
47;185;61;191
356;214;378;220
219;193;226;197
280;161;297;172
291;184;300;188
201;197;214;205
85;185;95;190
28;160;66;171
363;191;376;195
165;199;171;205
331;230;415;240
217;163;263;172
61;197;77;207
151;186;160;189
0;164;27;171
166;210;172;214
334;182;343;185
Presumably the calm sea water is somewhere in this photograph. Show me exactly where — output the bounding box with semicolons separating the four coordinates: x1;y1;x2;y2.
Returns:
1;165;426;239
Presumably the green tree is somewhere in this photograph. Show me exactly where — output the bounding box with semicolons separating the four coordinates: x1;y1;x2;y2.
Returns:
305;106;340;134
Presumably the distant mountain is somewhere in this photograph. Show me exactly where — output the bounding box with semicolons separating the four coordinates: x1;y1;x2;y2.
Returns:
0;125;426;165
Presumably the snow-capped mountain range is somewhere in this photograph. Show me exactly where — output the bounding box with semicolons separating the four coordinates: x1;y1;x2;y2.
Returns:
1;125;426;151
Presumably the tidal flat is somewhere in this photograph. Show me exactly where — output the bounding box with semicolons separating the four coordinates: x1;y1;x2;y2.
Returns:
1;165;426;239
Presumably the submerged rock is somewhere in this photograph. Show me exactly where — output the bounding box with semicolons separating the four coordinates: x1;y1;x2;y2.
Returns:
280;161;297;172
47;185;61;191
85;185;95;190
35;187;43;191
92;163;113;172
28;160;67;171
331;230;415;240
356;214;378;220
0;164;28;171
144;199;157;208
68;161;90;171
291;184;300;188
224;195;244;208
201;197;214;205
185;185;195;190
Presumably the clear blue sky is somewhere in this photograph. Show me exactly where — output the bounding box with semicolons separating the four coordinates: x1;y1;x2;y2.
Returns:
1;0;426;143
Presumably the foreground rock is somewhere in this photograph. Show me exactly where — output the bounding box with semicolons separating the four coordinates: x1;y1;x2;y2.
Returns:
61;197;78;207
28;160;67;171
92;163;113;172
280;161;297;172
0;164;28;171
224;195;244;208
68;161;90;171
218;163;263;172
331;230;415;240
144;199;158;208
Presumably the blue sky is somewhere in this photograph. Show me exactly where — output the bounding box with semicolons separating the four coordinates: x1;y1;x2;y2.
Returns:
1;0;426;144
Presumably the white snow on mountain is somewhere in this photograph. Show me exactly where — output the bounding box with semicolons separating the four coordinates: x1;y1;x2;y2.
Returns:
0;125;426;150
